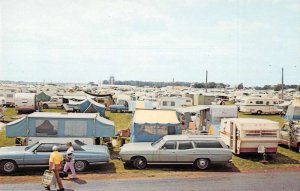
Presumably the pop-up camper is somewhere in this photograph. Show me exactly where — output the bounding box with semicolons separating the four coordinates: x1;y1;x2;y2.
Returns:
5;112;115;145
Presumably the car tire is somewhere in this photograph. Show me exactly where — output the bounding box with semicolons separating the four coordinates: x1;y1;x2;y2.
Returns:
133;157;147;169
195;158;210;170
0;160;17;174
43;104;48;109
74;160;88;172
257;110;262;115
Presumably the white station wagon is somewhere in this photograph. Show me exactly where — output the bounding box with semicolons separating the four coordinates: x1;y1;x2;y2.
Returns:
119;135;232;170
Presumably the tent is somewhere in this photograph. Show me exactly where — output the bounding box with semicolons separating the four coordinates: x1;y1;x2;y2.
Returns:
5;112;115;138
286;99;300;121
131;110;180;142
79;98;106;117
36;92;51;102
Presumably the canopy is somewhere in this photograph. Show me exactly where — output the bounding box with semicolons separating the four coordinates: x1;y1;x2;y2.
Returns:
134;110;179;125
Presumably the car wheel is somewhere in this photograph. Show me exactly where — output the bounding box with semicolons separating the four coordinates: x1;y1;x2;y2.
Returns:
74;160;88;172
43;104;48;109
257;110;262;115
133;157;147;169
195;158;210;170
0;160;17;174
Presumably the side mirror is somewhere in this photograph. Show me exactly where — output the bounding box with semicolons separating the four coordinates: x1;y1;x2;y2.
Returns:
160;147;166;150
33;150;37;154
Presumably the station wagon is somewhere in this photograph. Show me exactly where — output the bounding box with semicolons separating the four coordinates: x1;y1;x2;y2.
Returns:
119;135;232;170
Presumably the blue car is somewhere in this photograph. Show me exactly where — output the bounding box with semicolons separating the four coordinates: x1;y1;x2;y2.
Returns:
0;139;110;174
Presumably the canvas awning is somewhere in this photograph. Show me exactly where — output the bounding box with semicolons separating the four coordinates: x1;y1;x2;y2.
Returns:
134;110;180;124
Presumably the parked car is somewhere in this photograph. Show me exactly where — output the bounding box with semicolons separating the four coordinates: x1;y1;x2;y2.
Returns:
279;122;300;153
109;103;128;113
119;135;232;170
42;96;63;109
0;139;110;174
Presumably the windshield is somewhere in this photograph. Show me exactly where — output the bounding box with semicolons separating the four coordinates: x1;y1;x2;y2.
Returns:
25;142;39;151
151;137;163;147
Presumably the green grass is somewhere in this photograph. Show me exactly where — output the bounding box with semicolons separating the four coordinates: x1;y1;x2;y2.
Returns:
0;130;15;147
105;111;133;132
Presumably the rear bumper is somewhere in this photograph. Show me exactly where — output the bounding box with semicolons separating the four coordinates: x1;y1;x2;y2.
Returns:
239;147;277;153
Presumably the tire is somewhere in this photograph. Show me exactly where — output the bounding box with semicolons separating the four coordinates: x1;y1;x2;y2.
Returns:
257;110;262;115
0;160;17;174
43;104;48;109
74;160;88;172
133;157;147;170
195;158;210;170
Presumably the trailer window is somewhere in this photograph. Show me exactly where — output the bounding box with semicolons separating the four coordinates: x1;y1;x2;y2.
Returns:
7;94;13;98
194;141;223;148
162;101;168;106
261;130;277;137
256;101;263;104
245;130;261;137
171;101;175;106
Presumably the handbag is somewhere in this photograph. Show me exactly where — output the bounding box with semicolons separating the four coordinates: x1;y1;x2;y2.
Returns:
41;170;56;187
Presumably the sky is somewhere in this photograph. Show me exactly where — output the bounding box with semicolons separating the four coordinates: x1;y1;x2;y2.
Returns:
0;0;299;86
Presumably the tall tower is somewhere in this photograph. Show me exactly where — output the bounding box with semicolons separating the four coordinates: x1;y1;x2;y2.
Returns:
109;76;115;85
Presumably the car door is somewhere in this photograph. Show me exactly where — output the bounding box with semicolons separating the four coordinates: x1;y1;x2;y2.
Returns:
194;141;224;162
155;141;177;163
24;143;55;165
176;141;196;163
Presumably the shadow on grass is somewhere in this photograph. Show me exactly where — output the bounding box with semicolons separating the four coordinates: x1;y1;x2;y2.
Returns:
237;153;300;165
123;162;240;173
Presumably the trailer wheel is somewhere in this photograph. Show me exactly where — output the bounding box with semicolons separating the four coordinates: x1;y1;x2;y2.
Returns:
0;160;18;174
195;158;210;170
43;104;48;109
257;110;262;115
133;157;147;169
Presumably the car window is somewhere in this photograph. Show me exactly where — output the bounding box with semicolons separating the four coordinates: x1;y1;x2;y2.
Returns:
162;141;177;150
178;141;193;150
194;141;223;148
36;143;56;152
58;144;68;152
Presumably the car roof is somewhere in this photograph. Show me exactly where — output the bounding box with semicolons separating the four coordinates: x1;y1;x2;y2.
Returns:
163;135;220;141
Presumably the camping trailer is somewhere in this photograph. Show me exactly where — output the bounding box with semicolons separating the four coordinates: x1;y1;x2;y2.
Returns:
5;112;115;145
238;97;283;114
220;118;280;154
158;97;192;110
14;93;37;113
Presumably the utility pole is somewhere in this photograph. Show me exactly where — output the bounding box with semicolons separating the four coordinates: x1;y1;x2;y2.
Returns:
281;67;284;100
205;70;208;93
172;77;175;91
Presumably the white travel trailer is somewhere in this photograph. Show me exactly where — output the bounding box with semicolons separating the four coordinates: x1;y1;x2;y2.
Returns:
14;93;37;113
220;118;280;154
238;97;283;114
0;87;20;106
159;97;193;110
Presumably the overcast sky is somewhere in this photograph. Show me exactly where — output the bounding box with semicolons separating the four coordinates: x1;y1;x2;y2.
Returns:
0;0;299;86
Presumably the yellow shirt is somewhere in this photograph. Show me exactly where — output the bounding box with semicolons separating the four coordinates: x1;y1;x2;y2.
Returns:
49;151;63;165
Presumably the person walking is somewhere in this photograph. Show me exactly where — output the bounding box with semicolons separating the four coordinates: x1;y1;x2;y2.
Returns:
63;142;77;179
45;145;64;191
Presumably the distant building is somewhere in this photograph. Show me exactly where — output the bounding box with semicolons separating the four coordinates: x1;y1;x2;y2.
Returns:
109;76;115;85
